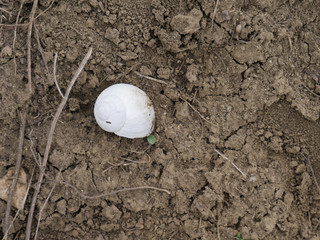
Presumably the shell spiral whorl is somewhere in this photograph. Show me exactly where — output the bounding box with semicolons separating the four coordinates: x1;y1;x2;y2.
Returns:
94;83;155;139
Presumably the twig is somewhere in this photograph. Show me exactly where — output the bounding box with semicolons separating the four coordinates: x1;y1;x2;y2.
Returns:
0;0;55;28
300;82;320;98
180;97;217;126
2;166;35;240
7;111;51;135
134;71;168;85
53;53;65;98
34;0;55;20
28;130;41;168
299;153;320;195
34;157;67;240
211;0;220;30
214;149;247;178
0;22;29;27
34;23;51;83
54;180;171;198
13;0;25;75
212;50;226;72
4;111;27;239
217;218;221;240
103;152;151;173
27;0;39;92
0;7;11;15
25;47;93;240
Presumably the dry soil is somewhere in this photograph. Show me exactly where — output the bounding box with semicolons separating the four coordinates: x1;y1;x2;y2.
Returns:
0;0;320;239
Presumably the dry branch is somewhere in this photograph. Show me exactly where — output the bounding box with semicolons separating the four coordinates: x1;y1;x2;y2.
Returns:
25;47;93;240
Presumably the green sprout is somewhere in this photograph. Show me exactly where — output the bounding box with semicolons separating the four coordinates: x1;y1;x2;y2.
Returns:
147;134;156;145
235;232;244;240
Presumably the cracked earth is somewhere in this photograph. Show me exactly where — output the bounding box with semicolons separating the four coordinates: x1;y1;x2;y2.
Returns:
0;0;320;239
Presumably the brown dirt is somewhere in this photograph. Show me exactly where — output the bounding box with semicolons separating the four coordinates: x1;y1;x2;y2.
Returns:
1;0;320;239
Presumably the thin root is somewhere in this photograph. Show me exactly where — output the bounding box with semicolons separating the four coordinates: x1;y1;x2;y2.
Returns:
181;97;217;126
134;71;168;85
214;149;247;178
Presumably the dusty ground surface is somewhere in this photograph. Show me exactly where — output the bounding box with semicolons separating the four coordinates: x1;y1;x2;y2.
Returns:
0;0;320;239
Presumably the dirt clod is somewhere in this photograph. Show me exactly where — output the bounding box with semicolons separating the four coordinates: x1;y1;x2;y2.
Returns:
0;0;319;239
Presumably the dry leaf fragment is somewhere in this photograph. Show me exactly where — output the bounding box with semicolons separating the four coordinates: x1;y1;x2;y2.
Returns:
0;168;27;210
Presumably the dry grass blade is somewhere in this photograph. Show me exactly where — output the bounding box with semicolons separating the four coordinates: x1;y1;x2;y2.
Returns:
214;149;247;178
3;111;27;239
211;0;220;29
53;53;65;98
25;47;93;240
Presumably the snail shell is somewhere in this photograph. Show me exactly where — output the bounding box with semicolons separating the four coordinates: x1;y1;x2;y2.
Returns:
94;83;155;139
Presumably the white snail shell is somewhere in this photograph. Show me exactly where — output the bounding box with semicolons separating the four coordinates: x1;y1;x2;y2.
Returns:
94;83;155;139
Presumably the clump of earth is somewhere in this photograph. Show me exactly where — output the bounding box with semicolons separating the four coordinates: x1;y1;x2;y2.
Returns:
0;0;319;239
